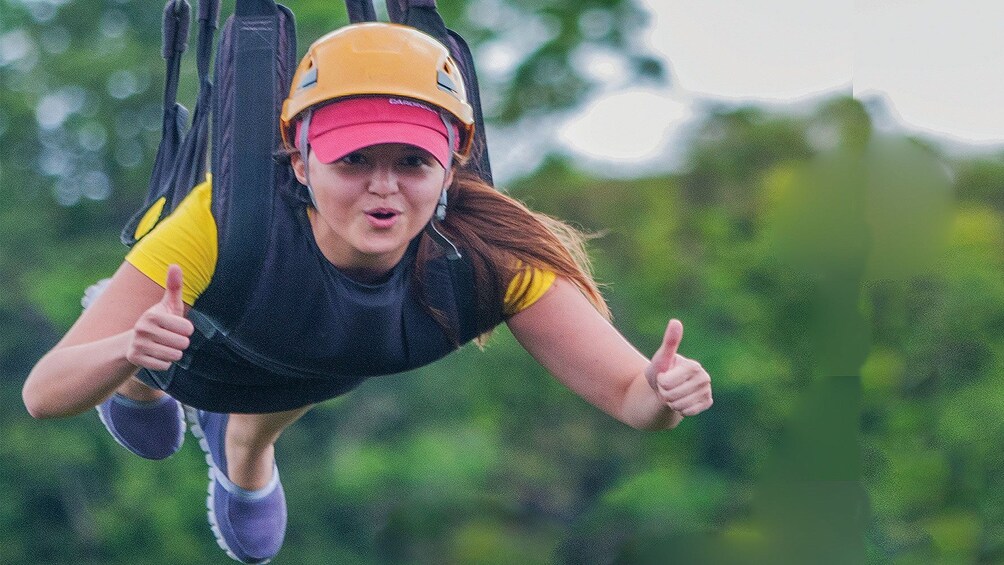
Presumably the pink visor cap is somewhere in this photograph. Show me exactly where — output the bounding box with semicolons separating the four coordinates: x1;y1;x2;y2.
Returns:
295;96;459;168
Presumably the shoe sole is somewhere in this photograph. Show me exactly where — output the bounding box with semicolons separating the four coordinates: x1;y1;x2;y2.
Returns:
96;398;185;459
185;406;273;565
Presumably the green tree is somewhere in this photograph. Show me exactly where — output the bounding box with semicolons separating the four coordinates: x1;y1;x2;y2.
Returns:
6;1;1004;563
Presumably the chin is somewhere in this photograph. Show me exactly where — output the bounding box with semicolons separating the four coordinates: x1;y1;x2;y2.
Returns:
354;240;410;260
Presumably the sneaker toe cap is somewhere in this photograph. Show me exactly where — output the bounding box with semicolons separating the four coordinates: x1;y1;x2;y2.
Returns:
98;396;184;460
212;478;287;564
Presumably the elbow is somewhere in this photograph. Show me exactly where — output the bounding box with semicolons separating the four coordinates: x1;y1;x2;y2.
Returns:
620;407;684;432
22;371;73;420
23;392;81;419
23;362;50;418
22;384;60;419
628;420;659;432
626;419;674;432
22;390;54;419
25;406;56;420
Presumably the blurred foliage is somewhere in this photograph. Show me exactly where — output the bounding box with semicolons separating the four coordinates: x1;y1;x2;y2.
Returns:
4;0;1004;564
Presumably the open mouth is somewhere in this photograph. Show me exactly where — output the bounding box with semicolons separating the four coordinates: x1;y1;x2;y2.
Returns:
365;208;400;227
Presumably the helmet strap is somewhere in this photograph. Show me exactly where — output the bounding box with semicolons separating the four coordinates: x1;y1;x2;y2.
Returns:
298;109;318;208
426;111;461;259
435;111;456;221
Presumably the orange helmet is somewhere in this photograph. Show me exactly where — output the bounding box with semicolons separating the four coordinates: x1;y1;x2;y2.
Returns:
280;22;475;157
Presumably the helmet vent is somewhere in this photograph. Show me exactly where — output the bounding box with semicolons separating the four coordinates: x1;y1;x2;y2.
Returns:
298;65;318;90
436;70;458;96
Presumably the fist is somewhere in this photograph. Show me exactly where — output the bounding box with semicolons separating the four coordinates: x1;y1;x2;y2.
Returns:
645;319;713;417
127;264;195;371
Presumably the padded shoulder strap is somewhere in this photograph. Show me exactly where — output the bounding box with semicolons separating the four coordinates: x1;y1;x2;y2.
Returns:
196;0;298;326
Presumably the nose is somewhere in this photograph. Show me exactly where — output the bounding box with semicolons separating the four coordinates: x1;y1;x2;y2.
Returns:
367;166;399;196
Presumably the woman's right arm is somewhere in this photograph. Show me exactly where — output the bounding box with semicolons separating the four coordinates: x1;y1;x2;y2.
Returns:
23;263;193;418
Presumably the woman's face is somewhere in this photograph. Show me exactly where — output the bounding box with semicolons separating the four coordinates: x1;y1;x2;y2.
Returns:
293;142;450;279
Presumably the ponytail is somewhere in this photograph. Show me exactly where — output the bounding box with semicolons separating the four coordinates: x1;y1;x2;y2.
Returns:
416;170;609;344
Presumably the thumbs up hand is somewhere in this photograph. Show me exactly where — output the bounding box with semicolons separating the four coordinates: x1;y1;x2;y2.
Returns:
160;263;186;316
644;319;713;417
127;265;195;371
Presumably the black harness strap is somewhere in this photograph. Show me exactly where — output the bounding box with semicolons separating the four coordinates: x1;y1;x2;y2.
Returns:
168;0;218;211
345;0;378;23
442;29;492;184
386;0;492;185
197;0;296;328
132;0;487;368
142;0;298;389
157;0;190;187
121;0;219;245
120;0;190;245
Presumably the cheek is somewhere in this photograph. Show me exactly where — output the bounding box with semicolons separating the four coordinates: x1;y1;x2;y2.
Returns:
307;168;356;210
311;180;356;218
420;171;448;203
411;185;443;215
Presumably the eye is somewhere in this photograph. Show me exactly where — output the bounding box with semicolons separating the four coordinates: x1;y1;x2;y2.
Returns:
401;153;432;168
339;152;367;166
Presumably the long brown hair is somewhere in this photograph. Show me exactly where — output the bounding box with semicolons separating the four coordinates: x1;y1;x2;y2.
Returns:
415;169;610;344
281;146;610;341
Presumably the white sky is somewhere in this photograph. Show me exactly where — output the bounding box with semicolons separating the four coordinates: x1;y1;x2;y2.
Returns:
558;0;1004;168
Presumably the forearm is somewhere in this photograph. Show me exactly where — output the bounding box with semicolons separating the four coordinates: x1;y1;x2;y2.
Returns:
23;331;140;418
619;371;684;431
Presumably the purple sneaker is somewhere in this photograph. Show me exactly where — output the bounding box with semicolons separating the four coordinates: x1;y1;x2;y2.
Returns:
185;407;287;564
96;393;185;460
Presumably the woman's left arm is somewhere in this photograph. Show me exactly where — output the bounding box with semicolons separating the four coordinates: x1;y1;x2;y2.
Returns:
506;277;713;430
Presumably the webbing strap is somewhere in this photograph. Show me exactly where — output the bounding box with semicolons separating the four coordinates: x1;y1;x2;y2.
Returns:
387;0;446;42
160;0;218;198
163;0;217;211
235;0;276;17
345;0;377;23
443;29;492;184
197;0;220;28
195;0;220;86
162;0;189;69
121;0;216;244
145;0;191;209
386;0;435;26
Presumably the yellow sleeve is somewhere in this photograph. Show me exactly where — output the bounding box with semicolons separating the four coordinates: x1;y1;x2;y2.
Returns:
125;180;218;305
503;265;556;316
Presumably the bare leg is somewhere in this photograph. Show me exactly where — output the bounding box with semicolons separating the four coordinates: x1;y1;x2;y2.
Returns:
111;370;306;486
225;406;313;491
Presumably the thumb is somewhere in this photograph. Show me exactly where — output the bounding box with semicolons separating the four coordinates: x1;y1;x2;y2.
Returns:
650;318;683;374
161;264;185;315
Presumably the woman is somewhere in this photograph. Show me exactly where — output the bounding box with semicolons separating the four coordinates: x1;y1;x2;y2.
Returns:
23;22;713;565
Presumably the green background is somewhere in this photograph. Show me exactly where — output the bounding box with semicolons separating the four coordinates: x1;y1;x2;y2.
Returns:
2;0;1003;563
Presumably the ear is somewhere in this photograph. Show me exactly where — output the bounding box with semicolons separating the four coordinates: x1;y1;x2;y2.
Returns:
291;150;308;186
444;166;455;188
